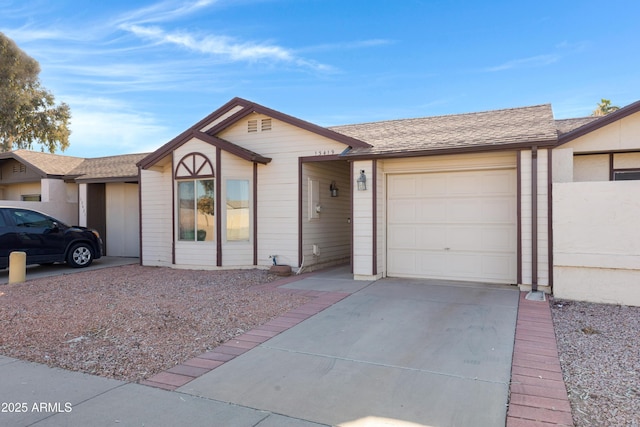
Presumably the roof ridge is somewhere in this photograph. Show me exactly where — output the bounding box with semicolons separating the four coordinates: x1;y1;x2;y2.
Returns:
330;103;553;129
12;148;85;160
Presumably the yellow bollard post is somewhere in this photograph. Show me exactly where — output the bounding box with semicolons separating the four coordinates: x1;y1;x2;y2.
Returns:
9;251;27;284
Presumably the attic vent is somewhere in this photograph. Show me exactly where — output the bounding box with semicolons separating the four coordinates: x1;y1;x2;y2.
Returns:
13;163;26;173
261;118;272;131
247;119;258;133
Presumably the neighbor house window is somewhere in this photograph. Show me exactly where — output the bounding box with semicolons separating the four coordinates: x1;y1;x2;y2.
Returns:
21;194;41;202
178;179;215;241
613;170;640;181
226;180;250;241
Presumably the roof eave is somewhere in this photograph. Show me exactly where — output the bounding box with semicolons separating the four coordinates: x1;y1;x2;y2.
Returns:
341;138;558;160
74;176;139;184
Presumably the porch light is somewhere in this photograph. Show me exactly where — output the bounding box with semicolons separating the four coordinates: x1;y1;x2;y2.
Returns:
329;181;339;197
357;170;367;191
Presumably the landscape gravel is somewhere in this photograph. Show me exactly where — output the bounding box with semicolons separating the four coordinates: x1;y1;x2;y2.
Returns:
552;298;640;427
0;265;307;382
2;266;639;426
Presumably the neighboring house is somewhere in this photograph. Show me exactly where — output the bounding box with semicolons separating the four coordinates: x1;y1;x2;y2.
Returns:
138;97;640;306
0;149;147;257
0;150;84;222
552;101;640;306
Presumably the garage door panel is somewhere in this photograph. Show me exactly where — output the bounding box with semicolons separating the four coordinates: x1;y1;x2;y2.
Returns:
388;250;418;273
482;199;515;222
448;226;483;251
415;251;448;275
388;200;418;221
448;174;482;195
387;168;516;284
388;226;417;249
482;254;516;279
481;172;515;194
419;175;447;196
388;176;418;197
389;225;446;250
418;199;448;222
447;226;514;252
447;199;483;222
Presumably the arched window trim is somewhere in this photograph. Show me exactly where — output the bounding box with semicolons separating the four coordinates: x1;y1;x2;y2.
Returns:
175;152;215;178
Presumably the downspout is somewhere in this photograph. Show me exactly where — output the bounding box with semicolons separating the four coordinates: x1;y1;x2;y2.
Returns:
547;150;554;293
372;160;377;276
138;166;143;266
531;146;538;292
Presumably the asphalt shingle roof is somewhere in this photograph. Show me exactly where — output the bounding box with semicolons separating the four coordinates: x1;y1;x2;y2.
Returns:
0;150;149;182
68;153;150;182
555;117;600;136
330;104;558;156
0;149;85;176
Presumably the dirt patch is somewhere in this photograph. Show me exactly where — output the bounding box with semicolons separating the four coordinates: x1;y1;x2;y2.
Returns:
0;265;307;382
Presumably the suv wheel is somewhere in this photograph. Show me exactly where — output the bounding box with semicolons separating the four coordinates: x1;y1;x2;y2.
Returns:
67;243;94;268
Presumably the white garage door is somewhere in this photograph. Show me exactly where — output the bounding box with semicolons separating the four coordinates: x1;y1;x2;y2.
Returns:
387;169;517;283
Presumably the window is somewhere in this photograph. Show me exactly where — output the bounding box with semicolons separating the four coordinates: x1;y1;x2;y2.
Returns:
226;180;250;241
11;209;56;228
613;170;640;181
21;194;41;202
178;179;215;241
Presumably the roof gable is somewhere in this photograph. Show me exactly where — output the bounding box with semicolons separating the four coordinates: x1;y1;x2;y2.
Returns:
138;97;370;169
138;128;271;170
0;149;85;177
557;100;640;145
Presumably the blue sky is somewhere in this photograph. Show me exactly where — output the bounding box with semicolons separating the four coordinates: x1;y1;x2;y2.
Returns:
1;0;639;157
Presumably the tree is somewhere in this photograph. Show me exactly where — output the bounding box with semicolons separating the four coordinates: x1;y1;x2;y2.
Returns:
592;98;620;117
0;32;71;153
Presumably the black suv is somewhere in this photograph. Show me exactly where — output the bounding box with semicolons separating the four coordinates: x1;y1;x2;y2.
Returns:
0;207;103;269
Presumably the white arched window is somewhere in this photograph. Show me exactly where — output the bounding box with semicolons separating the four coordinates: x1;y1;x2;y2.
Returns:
176;153;215;242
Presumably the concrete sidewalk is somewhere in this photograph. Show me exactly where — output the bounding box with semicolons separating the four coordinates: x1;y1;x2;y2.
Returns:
0;267;558;427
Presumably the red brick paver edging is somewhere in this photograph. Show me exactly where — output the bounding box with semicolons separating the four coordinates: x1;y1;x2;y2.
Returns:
140;273;349;391
507;292;574;427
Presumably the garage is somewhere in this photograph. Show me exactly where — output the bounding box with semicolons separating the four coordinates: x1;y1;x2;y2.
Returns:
387;168;517;283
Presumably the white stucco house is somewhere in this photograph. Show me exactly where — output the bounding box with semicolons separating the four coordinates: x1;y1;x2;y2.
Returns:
137;97;640;306
0;149;146;257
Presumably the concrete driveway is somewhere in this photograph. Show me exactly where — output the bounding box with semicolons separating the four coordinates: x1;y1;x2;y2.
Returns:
0;266;520;426
179;269;520;426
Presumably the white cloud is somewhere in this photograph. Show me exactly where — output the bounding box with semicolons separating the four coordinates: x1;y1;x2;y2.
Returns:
120;23;334;72
111;0;219;26
484;54;560;72
63;96;172;157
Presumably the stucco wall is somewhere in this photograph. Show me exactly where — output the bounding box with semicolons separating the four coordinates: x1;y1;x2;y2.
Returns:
553;181;640;306
0;200;78;225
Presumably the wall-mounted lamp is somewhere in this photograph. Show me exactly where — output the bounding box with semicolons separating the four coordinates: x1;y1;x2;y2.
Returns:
357;170;367;191
329;181;339;197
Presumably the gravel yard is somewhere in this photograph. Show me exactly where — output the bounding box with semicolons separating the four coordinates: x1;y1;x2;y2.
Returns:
552;299;640;427
2;266;639;426
0;265;307;382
